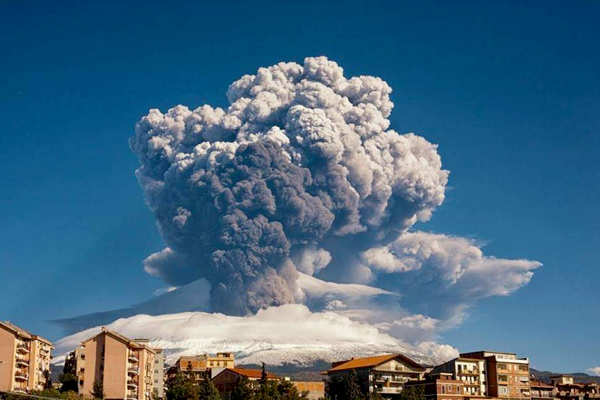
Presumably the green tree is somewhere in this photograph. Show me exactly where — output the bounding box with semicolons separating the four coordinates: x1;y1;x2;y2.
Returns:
60;351;79;393
276;380;308;400
43;369;53;389
327;370;363;400
399;385;425;400
198;375;221;400
166;372;199;400
92;380;104;400
230;377;253;400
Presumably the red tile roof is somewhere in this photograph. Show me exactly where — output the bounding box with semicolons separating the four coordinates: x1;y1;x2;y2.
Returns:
228;368;278;379
327;353;424;373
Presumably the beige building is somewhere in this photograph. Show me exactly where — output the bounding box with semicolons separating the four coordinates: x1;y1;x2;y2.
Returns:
167;353;235;382
461;351;530;400
431;357;487;397
324;354;426;399
0;321;53;393
74;328;157;400
134;339;165;400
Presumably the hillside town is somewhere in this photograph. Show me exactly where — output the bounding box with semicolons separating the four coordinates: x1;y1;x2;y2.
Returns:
0;321;598;400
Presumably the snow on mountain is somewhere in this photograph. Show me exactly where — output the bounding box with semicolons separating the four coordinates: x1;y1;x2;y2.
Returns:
53;304;456;368
54;273;394;335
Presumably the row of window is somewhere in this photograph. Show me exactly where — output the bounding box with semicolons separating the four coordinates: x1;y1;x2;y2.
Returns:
497;363;529;372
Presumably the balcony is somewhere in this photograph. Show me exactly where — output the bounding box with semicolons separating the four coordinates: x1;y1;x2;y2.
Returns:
127;380;138;389
16;359;29;367
15;372;28;381
16;344;30;354
128;367;140;375
128;354;139;363
379;387;402;394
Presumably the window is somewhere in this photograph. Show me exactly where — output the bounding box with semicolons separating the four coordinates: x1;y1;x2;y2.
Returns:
519;365;528;372
499;386;509;395
499;375;508;383
498;363;507;370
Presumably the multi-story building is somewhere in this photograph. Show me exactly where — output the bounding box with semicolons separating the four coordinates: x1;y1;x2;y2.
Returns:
550;376;600;400
551;376;575;386
404;372;465;400
167;353;235;383
0;321;53;393
324;354;426;399
134;339;166;400
583;383;600;400
430;357;487;398
530;379;556;400
74;328;157;400
460;351;531;400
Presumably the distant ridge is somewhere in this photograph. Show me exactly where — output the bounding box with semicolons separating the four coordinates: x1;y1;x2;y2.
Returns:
531;368;600;384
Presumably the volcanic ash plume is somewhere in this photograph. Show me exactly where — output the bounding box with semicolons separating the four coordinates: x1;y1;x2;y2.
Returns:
130;56;449;315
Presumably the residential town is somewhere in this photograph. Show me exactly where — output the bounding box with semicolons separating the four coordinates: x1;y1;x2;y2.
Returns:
0;321;598;400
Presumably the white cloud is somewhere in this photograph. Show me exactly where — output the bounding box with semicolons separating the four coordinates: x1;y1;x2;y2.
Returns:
296;272;393;300
153;286;179;296
587;366;600;376
53;305;456;367
359;231;541;319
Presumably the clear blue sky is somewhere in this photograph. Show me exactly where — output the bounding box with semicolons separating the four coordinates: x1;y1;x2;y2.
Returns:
1;1;598;372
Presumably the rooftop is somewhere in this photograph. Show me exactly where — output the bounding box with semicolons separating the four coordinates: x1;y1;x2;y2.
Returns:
327;353;424;373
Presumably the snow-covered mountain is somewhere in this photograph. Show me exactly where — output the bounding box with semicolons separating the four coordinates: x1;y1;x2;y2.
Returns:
52;304;456;369
52;273;456;369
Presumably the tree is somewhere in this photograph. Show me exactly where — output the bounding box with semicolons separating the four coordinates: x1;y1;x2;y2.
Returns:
43;369;53;389
92;380;104;400
230;377;253;400
60;351;79;393
166;372;199;400
198;376;221;400
275;380;308;400
400;385;425;400
327;370;363;400
59;372;78;393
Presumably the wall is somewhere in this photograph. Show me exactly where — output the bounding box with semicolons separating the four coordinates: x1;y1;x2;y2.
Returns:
0;329;15;391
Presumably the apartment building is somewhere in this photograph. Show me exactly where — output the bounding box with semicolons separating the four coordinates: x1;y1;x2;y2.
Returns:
74;328;157;400
0;321;53;393
431;357;487;398
167;353;235;383
461;351;531;400
530;379;556;400
324;353;426;399
404;372;465;400
551;376;575;386
134;339;166;400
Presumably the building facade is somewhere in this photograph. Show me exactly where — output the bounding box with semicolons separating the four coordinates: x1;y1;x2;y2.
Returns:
134;339;165;400
431;357;487;398
404;373;465;400
167;353;235;383
530;379;556;400
0;321;53;393
461;351;530;400
74;328;157;400
324;354;426;399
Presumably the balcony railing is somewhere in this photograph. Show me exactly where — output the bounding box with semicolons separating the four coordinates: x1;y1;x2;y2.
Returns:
128;368;140;375
14;372;28;381
129;354;139;363
16;344;30;353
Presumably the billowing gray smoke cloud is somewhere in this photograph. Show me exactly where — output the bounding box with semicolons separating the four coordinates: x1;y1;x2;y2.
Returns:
130;56;449;315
